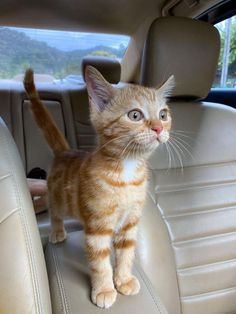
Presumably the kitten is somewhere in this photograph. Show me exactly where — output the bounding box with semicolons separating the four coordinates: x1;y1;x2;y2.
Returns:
24;67;174;309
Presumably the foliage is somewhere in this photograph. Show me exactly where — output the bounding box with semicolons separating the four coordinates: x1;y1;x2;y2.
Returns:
216;17;236;72
214;17;236;87
89;50;117;58
0;28;125;79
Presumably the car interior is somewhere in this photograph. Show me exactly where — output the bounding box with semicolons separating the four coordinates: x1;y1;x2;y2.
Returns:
0;0;236;313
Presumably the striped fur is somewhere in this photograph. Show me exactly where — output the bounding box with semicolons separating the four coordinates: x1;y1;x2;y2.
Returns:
24;69;70;155
23;67;173;309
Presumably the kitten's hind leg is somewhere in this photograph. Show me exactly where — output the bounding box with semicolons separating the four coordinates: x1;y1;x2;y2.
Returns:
49;212;67;244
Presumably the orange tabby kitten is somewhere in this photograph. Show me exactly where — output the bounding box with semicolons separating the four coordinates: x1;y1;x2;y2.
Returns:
24;67;174;309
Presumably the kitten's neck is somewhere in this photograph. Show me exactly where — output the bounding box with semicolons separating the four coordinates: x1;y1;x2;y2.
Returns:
97;146;148;163
97;138;151;162
93;150;147;183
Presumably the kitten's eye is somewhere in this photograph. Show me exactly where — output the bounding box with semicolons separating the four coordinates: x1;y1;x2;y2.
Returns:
159;109;168;121
128;110;143;122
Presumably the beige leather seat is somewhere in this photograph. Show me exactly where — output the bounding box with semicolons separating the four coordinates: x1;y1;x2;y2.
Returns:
138;17;236;314
0;117;51;314
44;17;236;314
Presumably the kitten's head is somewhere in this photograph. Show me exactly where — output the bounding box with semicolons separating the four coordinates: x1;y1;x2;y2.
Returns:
85;66;174;159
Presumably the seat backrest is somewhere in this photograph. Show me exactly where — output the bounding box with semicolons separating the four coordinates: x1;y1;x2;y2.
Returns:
138;17;236;314
0;118;51;314
22;86;77;175
0;81;77;175
141;16;220;100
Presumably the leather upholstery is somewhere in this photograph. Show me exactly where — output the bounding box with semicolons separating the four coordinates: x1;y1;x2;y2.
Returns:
137;101;236;314
0;118;51;314
45;231;168;314
137;17;236;314
23;100;65;174
148;101;236;169
137;192;181;314
141;17;220;99
82;56;121;84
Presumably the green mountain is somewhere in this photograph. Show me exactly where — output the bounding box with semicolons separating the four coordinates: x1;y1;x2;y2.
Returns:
0;28;125;79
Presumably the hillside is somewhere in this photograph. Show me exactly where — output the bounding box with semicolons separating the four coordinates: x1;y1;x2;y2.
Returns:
0;28;125;79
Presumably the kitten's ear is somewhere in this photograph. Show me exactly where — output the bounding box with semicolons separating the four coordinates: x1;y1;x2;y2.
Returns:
85;65;114;111
157;75;175;98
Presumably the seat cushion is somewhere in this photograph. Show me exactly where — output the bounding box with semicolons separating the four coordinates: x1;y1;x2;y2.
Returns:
135;100;236;314
45;231;168;314
0;118;51;314
150;162;236;314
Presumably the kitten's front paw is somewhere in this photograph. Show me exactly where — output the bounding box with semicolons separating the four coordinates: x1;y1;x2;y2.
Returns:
49;228;67;244
115;276;140;295
91;289;117;308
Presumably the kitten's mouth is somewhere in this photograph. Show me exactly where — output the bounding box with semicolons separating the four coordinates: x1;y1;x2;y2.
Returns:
147;136;161;148
152;135;161;144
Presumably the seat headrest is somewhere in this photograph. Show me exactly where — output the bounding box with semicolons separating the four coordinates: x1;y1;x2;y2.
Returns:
141;17;220;99
82;56;121;84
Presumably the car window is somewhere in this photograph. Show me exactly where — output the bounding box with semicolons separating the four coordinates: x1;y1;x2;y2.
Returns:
213;15;236;88
0;27;130;83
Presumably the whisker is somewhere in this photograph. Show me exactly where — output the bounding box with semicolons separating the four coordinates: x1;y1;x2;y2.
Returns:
170;136;196;162
95;134;132;154
168;140;184;172
164;142;172;172
166;139;177;169
167;140;176;169
171;134;193;148
170;132;196;142
171;129;196;134
170;138;187;161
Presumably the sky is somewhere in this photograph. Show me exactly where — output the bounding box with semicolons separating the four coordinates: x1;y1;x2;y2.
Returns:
9;27;130;51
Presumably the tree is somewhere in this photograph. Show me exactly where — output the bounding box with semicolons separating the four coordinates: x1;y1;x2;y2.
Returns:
215;16;236;87
89;50;117;58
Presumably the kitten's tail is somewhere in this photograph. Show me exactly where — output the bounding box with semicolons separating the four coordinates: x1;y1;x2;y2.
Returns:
24;69;70;155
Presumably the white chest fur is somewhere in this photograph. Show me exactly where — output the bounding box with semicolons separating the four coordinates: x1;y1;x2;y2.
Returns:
121;158;140;182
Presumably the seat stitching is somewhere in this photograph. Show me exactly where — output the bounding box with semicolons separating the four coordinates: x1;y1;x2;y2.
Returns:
0;173;11;181
172;229;236;245
47;246;63;313
146;193;182;313
18;209;43;314
163;203;236;220
178;257;236;272
1;123;43;314
50;245;70;314
181;285;236;300
134;262;169;314
0;207;20;225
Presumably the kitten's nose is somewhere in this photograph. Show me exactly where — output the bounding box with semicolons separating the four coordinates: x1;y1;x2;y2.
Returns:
152;125;163;134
